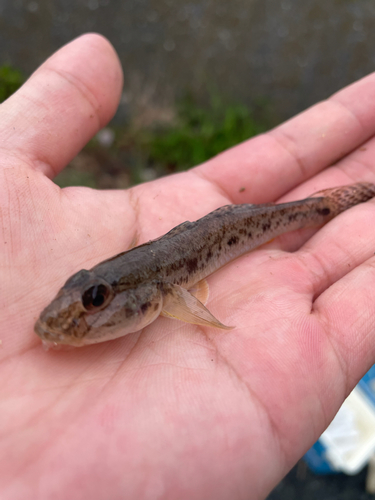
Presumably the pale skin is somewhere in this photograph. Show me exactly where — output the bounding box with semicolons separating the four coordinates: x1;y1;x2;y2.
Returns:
1;34;375;500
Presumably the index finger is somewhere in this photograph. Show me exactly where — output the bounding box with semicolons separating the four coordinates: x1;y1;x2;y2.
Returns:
197;73;375;203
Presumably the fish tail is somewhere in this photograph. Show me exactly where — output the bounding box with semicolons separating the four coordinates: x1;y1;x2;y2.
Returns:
311;182;375;215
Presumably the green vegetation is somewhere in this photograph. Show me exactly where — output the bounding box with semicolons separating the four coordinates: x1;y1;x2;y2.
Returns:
0;65;25;103
109;93;271;187
0;65;271;188
142;94;270;172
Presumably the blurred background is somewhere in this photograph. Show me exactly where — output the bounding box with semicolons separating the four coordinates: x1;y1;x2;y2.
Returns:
1;0;375;191
2;0;375;497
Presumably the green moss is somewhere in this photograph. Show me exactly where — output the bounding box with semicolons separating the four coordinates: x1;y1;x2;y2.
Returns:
53;168;98;189
0;65;25;103
143;94;270;172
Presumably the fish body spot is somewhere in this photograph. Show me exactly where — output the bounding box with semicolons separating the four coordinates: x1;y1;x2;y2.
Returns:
141;302;151;313
317;207;331;216
227;236;239;246
186;258;198;274
125;307;134;318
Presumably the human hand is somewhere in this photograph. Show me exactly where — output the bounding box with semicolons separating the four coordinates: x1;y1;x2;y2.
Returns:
2;34;375;500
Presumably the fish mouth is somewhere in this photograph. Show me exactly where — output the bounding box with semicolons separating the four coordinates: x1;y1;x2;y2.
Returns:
34;318;63;341
34;319;83;348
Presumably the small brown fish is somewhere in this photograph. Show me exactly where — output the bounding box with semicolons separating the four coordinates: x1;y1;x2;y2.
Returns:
35;182;375;348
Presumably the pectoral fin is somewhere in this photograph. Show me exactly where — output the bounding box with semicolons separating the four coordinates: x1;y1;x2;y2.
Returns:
188;278;209;304
161;283;233;330
127;232;139;250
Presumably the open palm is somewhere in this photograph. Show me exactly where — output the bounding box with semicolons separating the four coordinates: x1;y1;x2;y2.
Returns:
2;34;375;500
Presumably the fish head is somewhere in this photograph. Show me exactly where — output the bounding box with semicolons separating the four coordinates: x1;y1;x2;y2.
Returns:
34;269;163;348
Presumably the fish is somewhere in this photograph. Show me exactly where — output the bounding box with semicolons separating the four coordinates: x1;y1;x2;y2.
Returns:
35;182;375;349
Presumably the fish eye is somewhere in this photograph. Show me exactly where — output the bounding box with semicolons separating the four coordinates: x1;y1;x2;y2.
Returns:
82;283;112;312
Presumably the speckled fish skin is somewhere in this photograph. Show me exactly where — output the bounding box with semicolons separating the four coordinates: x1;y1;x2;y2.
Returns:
34;182;375;348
